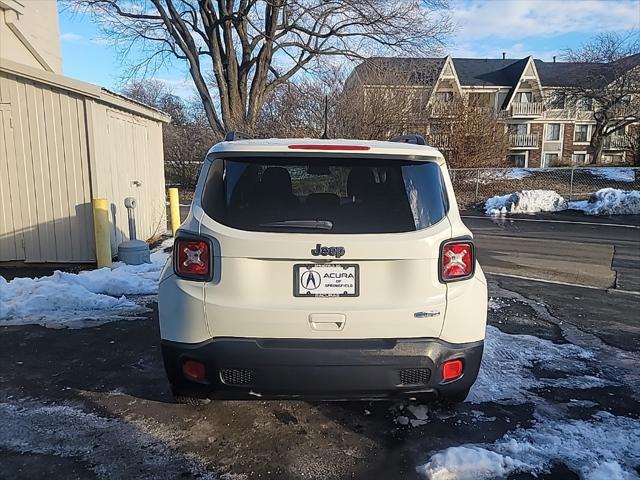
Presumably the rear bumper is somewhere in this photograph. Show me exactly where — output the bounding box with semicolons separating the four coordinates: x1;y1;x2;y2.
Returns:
162;336;484;400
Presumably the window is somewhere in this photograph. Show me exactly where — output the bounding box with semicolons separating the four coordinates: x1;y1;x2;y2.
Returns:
577;97;593;111
545;124;561;141
543;153;559;167
511;154;527;167
515;92;533;103
510;124;528;135
602;153;623;164
201;156;448;234
574;125;589;143
572;153;587;164
469;92;492;107
434;91;453;103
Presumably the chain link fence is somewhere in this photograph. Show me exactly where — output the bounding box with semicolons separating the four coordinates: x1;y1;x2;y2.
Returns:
450;167;640;210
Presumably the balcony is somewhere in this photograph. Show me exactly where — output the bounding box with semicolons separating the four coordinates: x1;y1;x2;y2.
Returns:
509;102;544;117
603;136;629;149
425;133;451;149
509;133;539;148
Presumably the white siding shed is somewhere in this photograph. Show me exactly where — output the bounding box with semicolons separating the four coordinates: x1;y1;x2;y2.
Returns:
0;59;169;263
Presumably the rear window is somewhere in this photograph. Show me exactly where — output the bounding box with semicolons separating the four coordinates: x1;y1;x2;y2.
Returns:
201;156;448;234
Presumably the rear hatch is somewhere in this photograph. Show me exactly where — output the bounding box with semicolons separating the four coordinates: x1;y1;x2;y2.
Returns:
196;152;452;339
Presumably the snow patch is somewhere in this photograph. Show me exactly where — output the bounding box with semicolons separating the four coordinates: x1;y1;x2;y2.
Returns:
570;188;640;216
587;168;636;183
0;238;173;328
485;190;568;216
418;414;640;480
469;326;603;404
0;399;216;479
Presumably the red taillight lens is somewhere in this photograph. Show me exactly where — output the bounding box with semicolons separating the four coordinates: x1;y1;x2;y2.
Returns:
442;359;464;381
440;241;474;282
174;237;211;280
182;359;205;380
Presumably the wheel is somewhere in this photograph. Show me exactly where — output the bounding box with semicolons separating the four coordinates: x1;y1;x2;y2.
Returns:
439;388;470;405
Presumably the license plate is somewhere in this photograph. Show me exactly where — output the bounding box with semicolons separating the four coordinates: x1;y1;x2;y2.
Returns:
294;264;359;297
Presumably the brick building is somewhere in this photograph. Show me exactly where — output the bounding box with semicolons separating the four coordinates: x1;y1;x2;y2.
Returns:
348;55;640;167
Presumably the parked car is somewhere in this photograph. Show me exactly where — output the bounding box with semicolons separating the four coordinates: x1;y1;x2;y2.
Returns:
158;133;488;403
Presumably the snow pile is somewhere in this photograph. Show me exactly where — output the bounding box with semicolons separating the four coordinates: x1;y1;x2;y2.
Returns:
570;188;640;216
485;190;568;216
0;238;173;328
418;413;640;480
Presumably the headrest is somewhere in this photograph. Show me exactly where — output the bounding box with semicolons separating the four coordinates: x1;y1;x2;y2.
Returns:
260;167;293;195
347;167;375;199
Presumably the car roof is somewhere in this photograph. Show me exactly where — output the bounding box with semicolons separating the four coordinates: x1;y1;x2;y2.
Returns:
208;138;445;163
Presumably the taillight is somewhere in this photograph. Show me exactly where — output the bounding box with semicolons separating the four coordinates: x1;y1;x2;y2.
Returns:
174;235;211;281
440;240;475;282
182;359;206;380
442;359;464;381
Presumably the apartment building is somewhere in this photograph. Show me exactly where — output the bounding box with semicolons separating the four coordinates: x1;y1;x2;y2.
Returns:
348;54;640;167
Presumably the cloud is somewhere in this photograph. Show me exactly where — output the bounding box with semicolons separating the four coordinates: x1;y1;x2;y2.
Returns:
60;32;83;42
451;0;639;40
153;77;196;99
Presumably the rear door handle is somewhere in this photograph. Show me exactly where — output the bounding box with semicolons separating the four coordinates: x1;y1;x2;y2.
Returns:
309;313;346;331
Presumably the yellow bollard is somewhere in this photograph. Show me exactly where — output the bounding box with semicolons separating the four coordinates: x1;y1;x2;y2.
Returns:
92;198;112;268
169;187;181;236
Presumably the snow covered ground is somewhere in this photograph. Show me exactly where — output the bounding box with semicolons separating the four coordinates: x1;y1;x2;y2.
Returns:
0;238;173;328
485;190;568;216
485;188;640;216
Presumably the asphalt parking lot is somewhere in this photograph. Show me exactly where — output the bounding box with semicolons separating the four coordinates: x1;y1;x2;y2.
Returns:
1;212;639;479
1;272;639;479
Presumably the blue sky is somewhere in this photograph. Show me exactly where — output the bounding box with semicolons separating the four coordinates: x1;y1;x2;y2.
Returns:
58;0;640;97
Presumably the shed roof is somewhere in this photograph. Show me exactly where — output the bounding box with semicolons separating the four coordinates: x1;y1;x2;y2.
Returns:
0;59;170;122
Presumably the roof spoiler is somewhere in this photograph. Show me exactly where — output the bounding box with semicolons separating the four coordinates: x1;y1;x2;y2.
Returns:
388;134;426;145
224;131;252;141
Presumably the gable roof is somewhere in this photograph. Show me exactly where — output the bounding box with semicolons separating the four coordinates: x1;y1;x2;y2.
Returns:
351;54;640;90
452;57;528;86
349;57;445;86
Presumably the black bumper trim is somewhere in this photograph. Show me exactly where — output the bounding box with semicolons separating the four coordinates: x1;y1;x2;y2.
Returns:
162;336;484;400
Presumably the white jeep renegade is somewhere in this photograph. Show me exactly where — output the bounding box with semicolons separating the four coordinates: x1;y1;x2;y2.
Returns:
158;134;487;403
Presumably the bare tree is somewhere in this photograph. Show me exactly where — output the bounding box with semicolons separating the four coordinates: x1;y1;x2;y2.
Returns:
430;96;510;168
559;32;640;163
122;79;216;188
66;0;452;135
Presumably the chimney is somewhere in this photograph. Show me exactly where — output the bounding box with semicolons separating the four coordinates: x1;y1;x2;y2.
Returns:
553;56;556;63
502;52;506;60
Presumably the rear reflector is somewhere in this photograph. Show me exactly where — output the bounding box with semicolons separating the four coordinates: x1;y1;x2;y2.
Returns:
174;236;211;280
287;144;371;151
440;240;475;282
442;359;463;381
182;360;205;380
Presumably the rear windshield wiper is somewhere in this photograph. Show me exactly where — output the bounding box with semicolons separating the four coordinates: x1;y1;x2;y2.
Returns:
258;220;334;230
